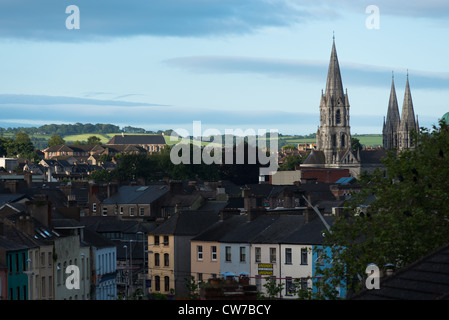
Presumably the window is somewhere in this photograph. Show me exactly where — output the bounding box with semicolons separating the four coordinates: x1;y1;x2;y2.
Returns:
163;236;169;246
154;236;160;246
129;207;135;216
211;246;217;261
164;253;169;267
269;248;276;263
164;276;170;292
139;207;144;216
285;248;292;264
119;206;124;215
255;276;262;291
301;248;308;265
255;247;261;263
300;278;309;290
42;277;46;298
197;246;203;260
285;277;294;296
102;207;108;216
114;206;118;215
154;253;160;266
155;276;160;291
41;253;45;268
92;203;97;213
240;247;246;262
336;109;341;124
48;276;53;298
225;246;231;262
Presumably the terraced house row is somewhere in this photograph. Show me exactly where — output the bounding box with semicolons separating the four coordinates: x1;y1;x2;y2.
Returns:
147;206;346;299
0;194;117;300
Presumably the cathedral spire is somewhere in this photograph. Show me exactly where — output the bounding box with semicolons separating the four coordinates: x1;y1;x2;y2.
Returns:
398;72;418;149
385;72;400;131
400;72;416;130
325;36;344;99
382;72;401;149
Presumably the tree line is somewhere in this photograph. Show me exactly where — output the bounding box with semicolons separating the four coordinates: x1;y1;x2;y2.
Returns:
90;142;266;185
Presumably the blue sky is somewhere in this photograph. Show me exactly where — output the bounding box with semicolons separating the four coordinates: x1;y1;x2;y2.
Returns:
0;0;448;135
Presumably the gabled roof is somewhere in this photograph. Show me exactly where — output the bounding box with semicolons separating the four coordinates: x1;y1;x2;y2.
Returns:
107;134;166;145
303;150;326;165
101;184;169;205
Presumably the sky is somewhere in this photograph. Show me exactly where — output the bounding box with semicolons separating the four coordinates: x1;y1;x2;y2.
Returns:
0;0;448;136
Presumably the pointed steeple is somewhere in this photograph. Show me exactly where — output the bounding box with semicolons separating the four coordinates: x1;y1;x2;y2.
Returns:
385;72;400;131
382;72;401;149
398;72;418;149
325;36;344;99
400;71;416;131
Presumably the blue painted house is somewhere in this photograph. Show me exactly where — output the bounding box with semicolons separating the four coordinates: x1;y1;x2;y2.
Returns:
0;236;30;300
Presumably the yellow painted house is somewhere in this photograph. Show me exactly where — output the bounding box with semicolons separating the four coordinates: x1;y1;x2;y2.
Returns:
147;211;218;298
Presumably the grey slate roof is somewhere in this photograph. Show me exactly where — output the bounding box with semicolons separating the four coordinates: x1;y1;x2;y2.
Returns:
282;216;334;245
303;150;326;165
101;184;169;205
0;193;27;207
192;215;248;242
149;210;219;236
351;243;449;300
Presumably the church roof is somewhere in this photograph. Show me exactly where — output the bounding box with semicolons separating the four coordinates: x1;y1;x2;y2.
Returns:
303;150;326;165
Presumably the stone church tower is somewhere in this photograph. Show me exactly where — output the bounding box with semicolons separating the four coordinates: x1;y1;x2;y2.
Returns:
382;72;419;150
315;37;358;166
302;37;386;178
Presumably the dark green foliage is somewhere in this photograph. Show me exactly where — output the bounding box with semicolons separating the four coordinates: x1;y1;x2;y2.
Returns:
319;121;449;297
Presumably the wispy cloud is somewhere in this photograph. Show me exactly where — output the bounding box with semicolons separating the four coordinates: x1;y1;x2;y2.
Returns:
0;0;310;41
164;55;449;90
0;94;169;107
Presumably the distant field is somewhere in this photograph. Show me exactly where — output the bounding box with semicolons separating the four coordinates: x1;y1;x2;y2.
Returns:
1;131;382;149
62;133;383;148
280;134;382;148
63;133;115;144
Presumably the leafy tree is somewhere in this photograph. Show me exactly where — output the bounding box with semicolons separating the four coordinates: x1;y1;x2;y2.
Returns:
87;136;102;145
351;137;363;152
257;277;284;299
279;154;302;171
281;144;297;150
184;276;199;300
47;135;66;147
320;121;449;297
